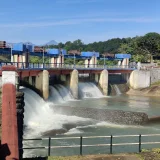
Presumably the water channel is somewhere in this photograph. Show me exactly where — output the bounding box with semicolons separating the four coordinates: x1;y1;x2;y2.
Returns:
21;83;160;157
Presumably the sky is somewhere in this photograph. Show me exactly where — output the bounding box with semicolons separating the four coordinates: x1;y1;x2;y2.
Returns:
0;0;159;45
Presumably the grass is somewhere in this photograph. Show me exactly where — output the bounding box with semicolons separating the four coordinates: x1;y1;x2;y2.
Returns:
48;156;85;160
151;81;160;86
47;149;160;160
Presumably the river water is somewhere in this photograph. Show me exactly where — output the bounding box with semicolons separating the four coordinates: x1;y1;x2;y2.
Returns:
21;83;160;157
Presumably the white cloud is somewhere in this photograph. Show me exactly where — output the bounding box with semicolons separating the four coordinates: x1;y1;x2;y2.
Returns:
0;17;159;28
37;11;128;20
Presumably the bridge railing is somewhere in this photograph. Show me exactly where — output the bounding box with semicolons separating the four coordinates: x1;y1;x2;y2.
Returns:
0;62;136;70
22;133;160;157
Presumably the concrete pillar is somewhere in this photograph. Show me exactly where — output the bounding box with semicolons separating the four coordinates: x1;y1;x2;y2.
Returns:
11;55;14;63
99;69;108;96
14;55;18;63
85;59;89;68
18;55;23;68
54;57;57;67
118;60;121;66
1;65;19;160
89;57;94;68
57;55;63;67
89;56;97;68
35;72;43;91
51;57;55;67
35;70;49;100
43;70;49;100
22;53;26;68
94;56;97;68
122;58;129;68
62;56;64;67
129;70;150;89
70;69;79;99
126;58;129;66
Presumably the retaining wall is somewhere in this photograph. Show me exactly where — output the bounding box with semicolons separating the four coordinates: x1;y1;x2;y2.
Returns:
150;68;160;84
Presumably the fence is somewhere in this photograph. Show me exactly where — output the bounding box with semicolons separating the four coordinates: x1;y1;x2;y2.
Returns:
0;62;135;70
22;134;160;157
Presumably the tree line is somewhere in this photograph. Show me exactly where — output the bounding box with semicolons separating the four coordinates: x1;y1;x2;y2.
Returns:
29;32;160;64
47;32;160;63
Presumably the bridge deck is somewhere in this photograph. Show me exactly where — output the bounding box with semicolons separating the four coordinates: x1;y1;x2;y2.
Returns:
0;62;135;77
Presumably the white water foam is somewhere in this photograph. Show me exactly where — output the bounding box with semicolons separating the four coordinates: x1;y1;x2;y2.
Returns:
79;82;104;98
76;121;146;129
54;84;73;101
21;87;92;138
113;84;121;95
48;86;64;103
64;128;84;135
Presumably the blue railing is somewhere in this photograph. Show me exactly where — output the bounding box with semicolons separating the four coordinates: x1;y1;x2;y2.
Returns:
0;62;136;70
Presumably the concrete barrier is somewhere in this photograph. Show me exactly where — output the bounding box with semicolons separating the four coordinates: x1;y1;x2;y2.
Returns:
129;70;150;89
70;69;79;99
35;70;49;100
99;69;108;95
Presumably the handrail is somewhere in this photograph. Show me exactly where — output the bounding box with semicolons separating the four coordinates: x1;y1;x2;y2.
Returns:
22;133;160;157
0;62;136;70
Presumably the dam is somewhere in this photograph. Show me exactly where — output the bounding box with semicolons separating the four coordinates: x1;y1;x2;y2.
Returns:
1;64;160;158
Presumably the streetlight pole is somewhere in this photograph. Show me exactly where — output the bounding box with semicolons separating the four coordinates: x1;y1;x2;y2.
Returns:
103;54;105;68
42;47;44;64
8;44;12;62
74;53;76;67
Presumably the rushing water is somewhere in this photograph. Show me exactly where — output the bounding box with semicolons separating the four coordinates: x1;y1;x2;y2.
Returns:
113;84;121;95
21;83;160;157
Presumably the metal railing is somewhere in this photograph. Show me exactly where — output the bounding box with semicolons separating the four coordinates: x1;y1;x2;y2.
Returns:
22;134;160;157
0;62;136;70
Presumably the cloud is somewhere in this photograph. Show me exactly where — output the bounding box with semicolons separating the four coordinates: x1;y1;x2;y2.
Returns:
37;11;128;20
0;17;159;28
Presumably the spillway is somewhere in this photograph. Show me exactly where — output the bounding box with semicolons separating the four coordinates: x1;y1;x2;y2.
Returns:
79;82;104;98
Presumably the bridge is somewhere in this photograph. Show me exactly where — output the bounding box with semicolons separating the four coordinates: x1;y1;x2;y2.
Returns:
0;45;133;160
0;62;135;76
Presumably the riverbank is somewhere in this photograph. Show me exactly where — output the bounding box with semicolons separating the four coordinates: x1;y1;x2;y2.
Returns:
127;85;160;97
47;148;160;160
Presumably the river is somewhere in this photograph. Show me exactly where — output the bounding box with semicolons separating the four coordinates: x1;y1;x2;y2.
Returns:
21;83;160;157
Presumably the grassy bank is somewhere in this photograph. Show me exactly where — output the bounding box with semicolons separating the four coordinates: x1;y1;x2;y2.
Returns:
47;149;160;160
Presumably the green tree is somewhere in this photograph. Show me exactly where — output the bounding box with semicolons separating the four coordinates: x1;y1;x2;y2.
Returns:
136;32;160;55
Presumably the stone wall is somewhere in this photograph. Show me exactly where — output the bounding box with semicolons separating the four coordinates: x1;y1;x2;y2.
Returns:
150;68;160;84
16;92;24;160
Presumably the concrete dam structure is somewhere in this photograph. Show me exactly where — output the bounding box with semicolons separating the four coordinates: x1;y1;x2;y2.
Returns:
2;64;155;159
21;68;111;99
